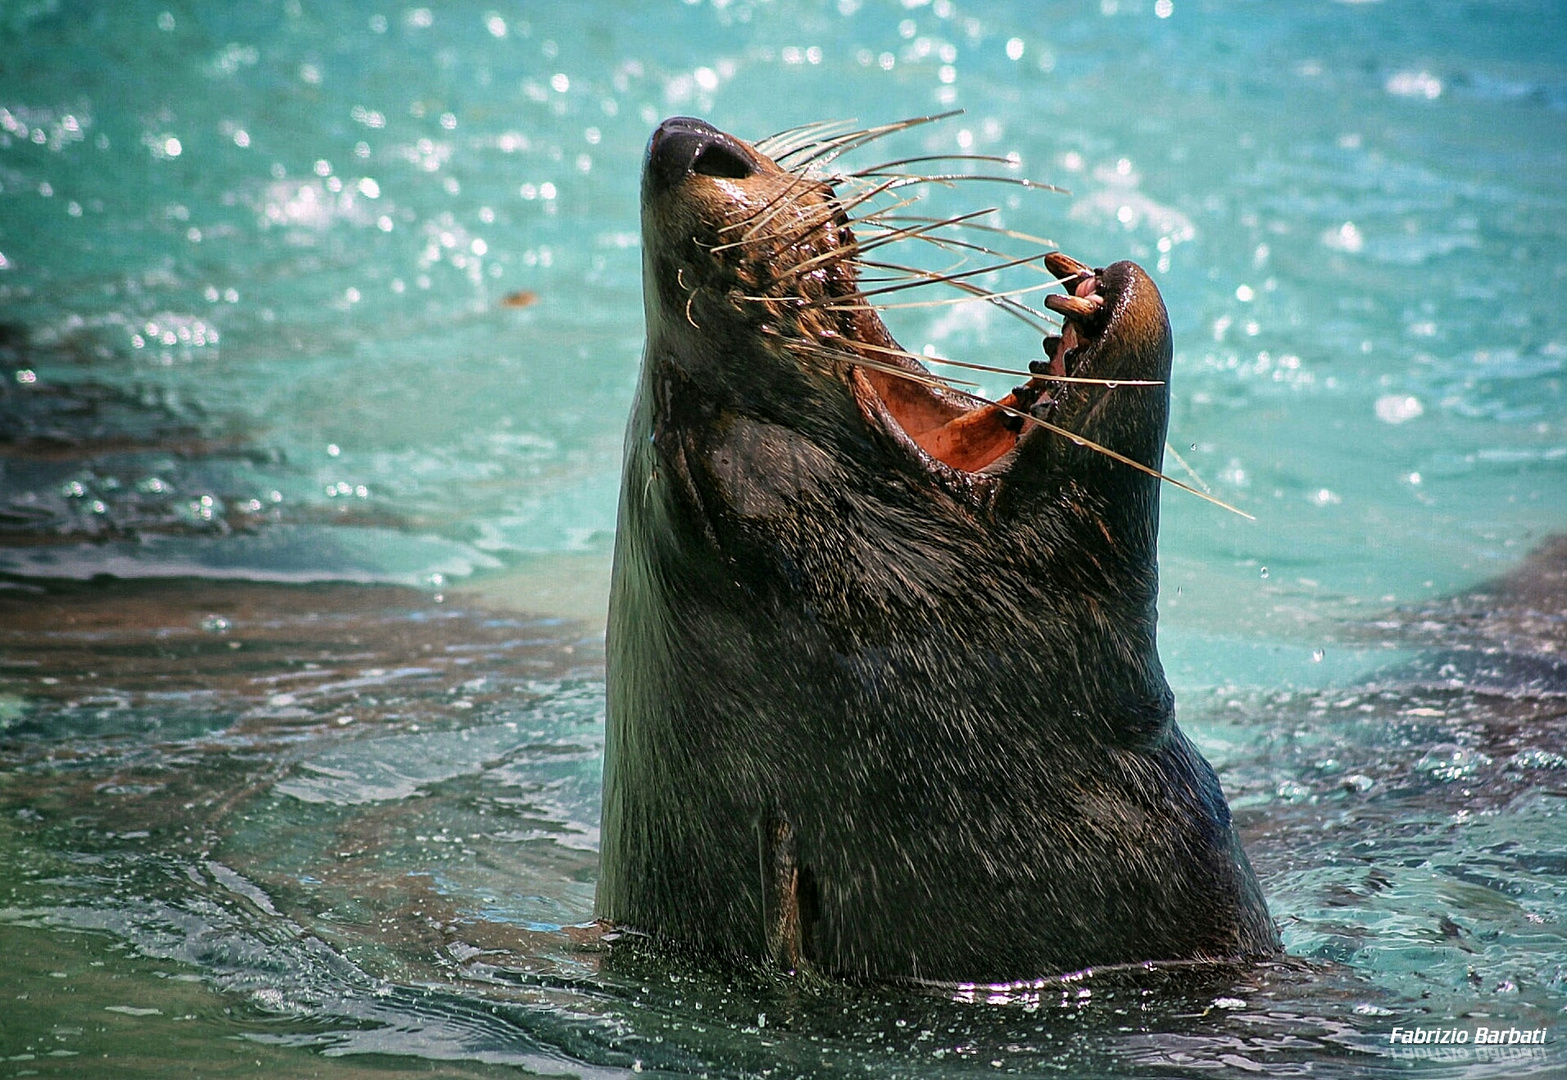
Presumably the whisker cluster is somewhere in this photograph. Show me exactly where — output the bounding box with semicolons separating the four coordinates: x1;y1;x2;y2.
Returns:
733;111;1069;334
721;112;1246;517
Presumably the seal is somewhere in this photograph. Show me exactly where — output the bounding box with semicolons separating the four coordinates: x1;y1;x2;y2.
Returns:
596;115;1280;982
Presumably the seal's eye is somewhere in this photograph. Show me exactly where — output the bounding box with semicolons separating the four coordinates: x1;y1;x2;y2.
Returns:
691;142;753;180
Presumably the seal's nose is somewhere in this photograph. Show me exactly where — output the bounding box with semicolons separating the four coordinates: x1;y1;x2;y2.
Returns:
646;116;755;194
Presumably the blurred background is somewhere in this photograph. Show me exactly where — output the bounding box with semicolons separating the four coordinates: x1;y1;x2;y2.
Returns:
1;2;1563;1077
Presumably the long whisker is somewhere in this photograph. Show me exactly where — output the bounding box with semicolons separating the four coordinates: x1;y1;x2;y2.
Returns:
764;119;868;162
766;207;1000;286
850;251;1046;298
858;259;1059;335
860;172;1068;194
871;215;1059;249
864;233;1076;298
780;334;1250;518
1162;440;1213;494
849;213;1034;262
809;279;1062;312
756;117;860;158
778;114;959;168
855;253;975;286
827;195;932;243
715;205;830;253
774;127;886;167
776;333;980;390
855;232;1043;277
855;224;1017;263
857;228;1072;303
717;171;829;240
992;404;1255;519
782;110;965;170
847;338;1161;386
813;176;910;224
725;143;918;239
724;170;910;249
847;153;1020;177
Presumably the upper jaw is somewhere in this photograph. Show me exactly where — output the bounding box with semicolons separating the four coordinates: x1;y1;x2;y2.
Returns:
1034;258;1172;450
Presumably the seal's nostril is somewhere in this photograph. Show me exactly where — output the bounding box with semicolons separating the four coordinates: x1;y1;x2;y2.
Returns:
691;142;752;180
646;117;754;192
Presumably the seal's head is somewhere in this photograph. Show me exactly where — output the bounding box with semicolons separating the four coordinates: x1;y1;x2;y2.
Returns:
637;116;1177;516
601;115;1278;982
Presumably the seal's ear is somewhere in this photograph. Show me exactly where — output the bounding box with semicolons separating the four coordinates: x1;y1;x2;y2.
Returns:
994;260;1172;567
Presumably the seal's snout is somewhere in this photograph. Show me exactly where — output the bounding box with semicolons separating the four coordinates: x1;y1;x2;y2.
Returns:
647;116;756;194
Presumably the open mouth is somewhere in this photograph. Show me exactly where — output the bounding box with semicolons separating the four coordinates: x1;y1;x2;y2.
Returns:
851;249;1114;477
643;114;1182;498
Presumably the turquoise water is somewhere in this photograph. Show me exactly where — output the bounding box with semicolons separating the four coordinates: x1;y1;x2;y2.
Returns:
1;0;1564;1076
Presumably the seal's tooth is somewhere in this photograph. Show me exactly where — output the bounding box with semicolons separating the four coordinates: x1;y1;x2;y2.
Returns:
1044;251;1093;280
1044;293;1105;322
1035;331;1070;377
